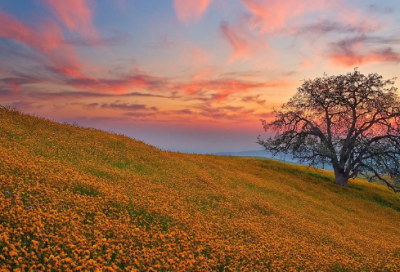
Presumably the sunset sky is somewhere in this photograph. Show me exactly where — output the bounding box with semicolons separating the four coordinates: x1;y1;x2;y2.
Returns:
1;0;400;153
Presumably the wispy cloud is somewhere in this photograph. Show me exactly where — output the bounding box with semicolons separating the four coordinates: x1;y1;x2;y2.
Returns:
174;0;212;23
0;41;45;63
294;21;374;37
176;78;276;102
219;20;266;62
64;73;168;93
193;104;255;121
42;0;97;38
123;112;157;118
0;10;63;53
329;47;400;66
64;31;129;47
173;108;194;115
183;46;211;67
327;35;400;66
101;102;158;111
242;94;266;105
1;63;282;107
0;10;85;79
20;90;170;100
239;0;336;33
1;76;40;92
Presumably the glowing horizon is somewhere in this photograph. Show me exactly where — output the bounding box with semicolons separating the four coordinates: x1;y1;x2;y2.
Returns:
1;0;399;152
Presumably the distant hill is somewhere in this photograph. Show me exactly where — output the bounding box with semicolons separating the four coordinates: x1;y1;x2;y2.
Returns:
215;149;300;164
215;150;333;170
215;149;272;157
1;106;400;271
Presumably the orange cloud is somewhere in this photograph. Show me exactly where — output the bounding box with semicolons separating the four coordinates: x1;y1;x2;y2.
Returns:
178;78;278;102
65;74;167;94
174;0;212;22
300;58;317;69
43;0;97;38
242;94;266;105
190;47;210;66
192;67;214;81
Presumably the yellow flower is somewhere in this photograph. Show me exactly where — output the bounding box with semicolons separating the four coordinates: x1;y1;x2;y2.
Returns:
9;251;18;258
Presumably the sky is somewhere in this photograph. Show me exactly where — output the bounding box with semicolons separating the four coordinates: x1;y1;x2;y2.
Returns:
1;0;400;153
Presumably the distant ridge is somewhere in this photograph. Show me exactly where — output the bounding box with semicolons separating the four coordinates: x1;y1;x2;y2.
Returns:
214;149;270;157
215;149;301;163
214;150;333;170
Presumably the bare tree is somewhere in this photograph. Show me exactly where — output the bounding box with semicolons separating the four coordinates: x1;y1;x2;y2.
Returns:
258;69;400;192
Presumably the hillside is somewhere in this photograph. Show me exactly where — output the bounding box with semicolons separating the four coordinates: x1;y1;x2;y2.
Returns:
1;106;400;271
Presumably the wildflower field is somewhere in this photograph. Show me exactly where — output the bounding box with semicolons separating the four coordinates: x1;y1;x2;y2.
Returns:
1;106;400;271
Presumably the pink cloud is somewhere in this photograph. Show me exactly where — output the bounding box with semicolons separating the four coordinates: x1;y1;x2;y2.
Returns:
10;82;19;92
329;48;400;67
190;47;210;65
53;65;86;79
0;10;63;52
337;7;382;33
174;0;212;22
181;46;211;68
42;0;97;38
327;36;400;67
2;77;40;93
219;21;266;62
239;0;335;33
0;10;85;79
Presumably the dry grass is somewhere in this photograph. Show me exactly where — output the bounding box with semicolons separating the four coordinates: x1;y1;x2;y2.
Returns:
1;106;400;271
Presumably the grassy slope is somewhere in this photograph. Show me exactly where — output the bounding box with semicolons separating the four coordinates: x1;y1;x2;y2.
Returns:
1;106;400;272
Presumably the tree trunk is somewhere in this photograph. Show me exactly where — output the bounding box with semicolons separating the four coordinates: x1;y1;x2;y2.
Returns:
334;171;348;186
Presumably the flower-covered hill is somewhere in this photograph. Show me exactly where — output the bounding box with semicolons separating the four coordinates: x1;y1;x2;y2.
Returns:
1;106;400;271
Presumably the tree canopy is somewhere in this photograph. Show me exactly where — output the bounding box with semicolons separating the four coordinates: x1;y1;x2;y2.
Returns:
258;69;400;192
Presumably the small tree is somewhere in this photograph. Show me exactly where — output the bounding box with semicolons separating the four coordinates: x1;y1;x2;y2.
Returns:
258;69;400;192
